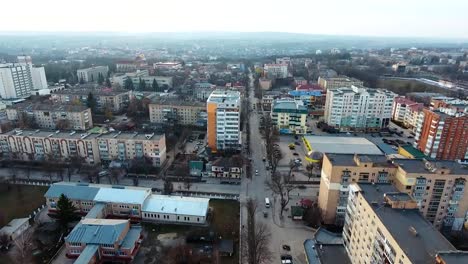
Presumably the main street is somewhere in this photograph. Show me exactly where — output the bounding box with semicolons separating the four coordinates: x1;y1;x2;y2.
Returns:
240;71;315;264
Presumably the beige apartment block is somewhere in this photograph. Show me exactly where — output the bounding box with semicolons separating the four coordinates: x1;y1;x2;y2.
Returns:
392;159;468;230
344;183;463;264
52;88;132;112
318;153;397;225
6;102;93;130
149;97;206;126
0;129;166;167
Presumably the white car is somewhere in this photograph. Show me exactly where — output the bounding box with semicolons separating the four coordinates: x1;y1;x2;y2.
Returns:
255;169;259;175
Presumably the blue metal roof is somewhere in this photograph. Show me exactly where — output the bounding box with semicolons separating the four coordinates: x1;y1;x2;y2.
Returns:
142;195;209;217
44;184;100;201
66;219;128;245
85;202;106;219
74;244;98;264
289;90;323;96
121;226;142;249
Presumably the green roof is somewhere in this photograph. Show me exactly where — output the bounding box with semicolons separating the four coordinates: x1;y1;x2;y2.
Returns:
401;145;426;159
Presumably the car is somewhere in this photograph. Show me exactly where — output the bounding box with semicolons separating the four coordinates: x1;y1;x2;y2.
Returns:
282;245;291;251
266;166;270;170
294;135;299;140
294;141;300;145
407;136;414;139
281;254;293;264
293;153;299;156
263;211;268;218
255;169;259;174
262;157;266;162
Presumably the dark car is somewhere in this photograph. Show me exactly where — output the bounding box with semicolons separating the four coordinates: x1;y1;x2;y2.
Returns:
282;245;291;251
294;135;299;140
408;136;414;139
294;141;300;145
293;153;299;156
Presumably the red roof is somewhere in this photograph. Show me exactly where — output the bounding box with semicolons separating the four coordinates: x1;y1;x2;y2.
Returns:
296;84;322;91
394;96;417;105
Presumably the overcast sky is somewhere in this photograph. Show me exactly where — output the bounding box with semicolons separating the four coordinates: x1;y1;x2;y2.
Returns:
2;0;468;39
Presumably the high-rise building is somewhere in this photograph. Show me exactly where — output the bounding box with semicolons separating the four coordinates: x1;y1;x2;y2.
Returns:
318;153;396;225
17;55;48;90
270;99;308;134
77;66;109;83
317;76;363;90
391;96;423;124
324;86;396;132
392;159;468;230
263;63;288;79
414;109;468;160
207;90;241;152
0;64;33;99
343;182;465;264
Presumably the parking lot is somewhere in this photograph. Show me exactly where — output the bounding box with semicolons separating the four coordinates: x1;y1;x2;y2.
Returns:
183;132;207;155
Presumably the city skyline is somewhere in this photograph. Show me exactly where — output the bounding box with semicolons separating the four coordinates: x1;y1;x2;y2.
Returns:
1;0;468;39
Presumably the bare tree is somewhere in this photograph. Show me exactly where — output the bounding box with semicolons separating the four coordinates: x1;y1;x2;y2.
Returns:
12;230;33;264
110;168;121;184
266;172;296;218
303;202;322;228
305;163;314;182
260;115;280;173
242;199;272;264
0;233;10;250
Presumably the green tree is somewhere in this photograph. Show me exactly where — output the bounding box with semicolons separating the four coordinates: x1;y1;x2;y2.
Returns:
152;79;160;92
56;194;77;231
124;78;134;90
105;77;112;88
138;78;146;90
97;73;104;85
86;92;97;113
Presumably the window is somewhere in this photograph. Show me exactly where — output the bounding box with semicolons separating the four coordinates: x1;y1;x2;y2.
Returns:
406;186;411;190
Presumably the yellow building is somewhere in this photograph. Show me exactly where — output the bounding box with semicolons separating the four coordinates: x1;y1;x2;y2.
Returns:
318;153;396;225
392;159;468;230
344;182;465;264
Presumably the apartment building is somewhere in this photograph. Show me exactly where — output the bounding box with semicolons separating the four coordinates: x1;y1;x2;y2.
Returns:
6;102;93;130
131;76;173;89
52;88;132;112
317;76;363;90
0;129;166;167
392;159;468;230
45;182;210;224
116;60;138;72
271;99;308;134
391;97;423;124
414;109;468;160
0;64;33;99
324;86;396;132
207;90;241;152
318;153;396;225
344;182;462;264
263;63;288;79
77;66;109;83
403;103;423;132
149;97;206;126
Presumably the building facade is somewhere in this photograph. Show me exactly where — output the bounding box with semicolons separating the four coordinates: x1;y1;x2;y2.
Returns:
344;183;460;264
318;153;396;225
391;97;423;124
131;76;173;89
0;130;166;167
207;90;241;152
77;66;109;83
52;88;132;112
324;86;396;132
0;65;33;99
263;64;288;79
149;98;206;126
271;99;308;134
6;103;93;130
392;159;468;230
317;76;363;90
414;109;468;160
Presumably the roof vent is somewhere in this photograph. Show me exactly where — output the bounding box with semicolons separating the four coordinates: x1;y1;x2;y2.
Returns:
409;226;418;236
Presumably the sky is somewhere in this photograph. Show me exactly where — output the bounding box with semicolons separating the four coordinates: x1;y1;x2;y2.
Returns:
1;0;468;39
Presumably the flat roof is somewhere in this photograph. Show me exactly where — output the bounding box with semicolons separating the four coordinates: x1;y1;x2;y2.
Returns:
272;100;308;113
142;195;209;217
304;136;382;155
304;239;351;264
45;184;100;201
150;96;206;107
8;101;89;112
393;159;468;175
0;218;29;234
94;187;151;205
357;183;456;263
436;251;468;263
325;153;391;167
2;129;163;141
55;87;129;96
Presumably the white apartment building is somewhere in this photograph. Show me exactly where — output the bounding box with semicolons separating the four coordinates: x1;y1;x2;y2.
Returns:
131;76;173;89
77;66;109;83
317;76;363;90
0;64;33;99
0;130;166;167
263;64;289;79
391;97;423;125
207;90;241;151
324;86;396;131
16;56;48;91
403;104;423;131
6;102;93;130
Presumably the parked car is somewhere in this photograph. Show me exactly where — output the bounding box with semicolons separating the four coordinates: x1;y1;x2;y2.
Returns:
263;211;268;218
293;153;299;156
282;245;291;251
294;141;300;145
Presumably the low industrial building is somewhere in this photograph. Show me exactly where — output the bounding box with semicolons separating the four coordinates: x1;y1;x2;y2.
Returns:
45;182;210;224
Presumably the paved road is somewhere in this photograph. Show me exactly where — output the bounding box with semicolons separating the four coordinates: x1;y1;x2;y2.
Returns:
240;71;315;264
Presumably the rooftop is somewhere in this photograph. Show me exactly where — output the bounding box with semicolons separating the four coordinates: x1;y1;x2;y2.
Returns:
272;99;308;113
399;145;427;159
8;101;89;112
207;90;240;104
0;218;29;235
55;87;130;96
94;187;151;205
304;239;351;264
45;183;100;201
66;219;128;245
304;136;383;155
436;251;468;264
74;245;99;264
357;183;456;263
324;153;392;167
392;159;468;175
150;96;206;107
142;195;209;217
